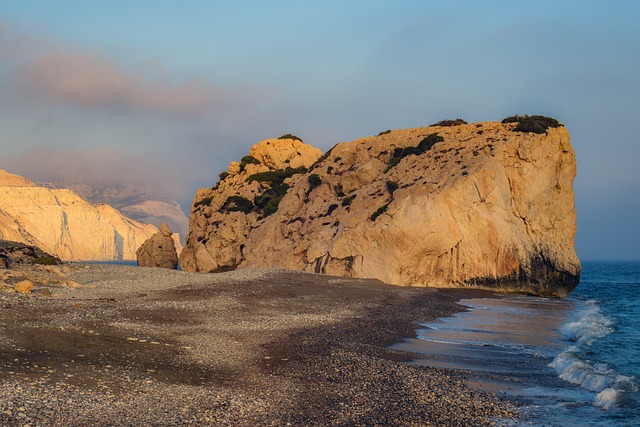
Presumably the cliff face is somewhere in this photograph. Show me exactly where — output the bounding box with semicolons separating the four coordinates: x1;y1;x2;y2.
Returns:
0;170;158;261
38;181;189;246
181;122;580;297
179;136;323;272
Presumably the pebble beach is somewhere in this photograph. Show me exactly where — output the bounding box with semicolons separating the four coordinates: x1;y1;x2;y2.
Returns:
0;264;517;426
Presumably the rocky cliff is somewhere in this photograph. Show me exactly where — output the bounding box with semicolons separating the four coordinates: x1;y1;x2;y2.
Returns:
0;170;158;261
181;120;580;297
39;181;189;245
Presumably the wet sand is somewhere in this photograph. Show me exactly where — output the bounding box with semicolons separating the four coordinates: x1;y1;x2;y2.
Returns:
0;265;517;426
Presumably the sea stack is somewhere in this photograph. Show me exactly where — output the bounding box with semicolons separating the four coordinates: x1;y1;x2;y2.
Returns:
136;223;179;269
181;118;580;297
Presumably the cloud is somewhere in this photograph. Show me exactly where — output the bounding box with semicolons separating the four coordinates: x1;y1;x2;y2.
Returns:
16;52;245;116
0;23;259;117
0;23;276;210
5;146;190;200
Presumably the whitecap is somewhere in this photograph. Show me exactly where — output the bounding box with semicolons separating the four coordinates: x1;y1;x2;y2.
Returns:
551;298;638;410
558;300;612;346
594;388;619;410
550;351;614;391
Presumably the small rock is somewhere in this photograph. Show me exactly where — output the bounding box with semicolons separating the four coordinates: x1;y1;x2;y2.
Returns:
39;287;52;297
14;280;34;294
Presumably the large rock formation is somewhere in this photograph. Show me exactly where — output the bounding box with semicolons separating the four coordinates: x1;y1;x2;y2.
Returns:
136;224;179;269
0;170;158;261
181;121;580;297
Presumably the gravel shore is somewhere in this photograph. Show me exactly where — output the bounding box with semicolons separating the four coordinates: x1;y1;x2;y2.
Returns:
0;264;518;426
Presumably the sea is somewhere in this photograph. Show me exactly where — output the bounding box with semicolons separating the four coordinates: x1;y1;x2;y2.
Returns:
392;261;640;426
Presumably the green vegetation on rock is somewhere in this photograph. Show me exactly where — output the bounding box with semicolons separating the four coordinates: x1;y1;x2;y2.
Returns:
194;196;213;208
370;203;389;221
278;134;303;142
501;115;562;134
220;196;254;214
246;167;307;185
34;255;58;265
386;133;444;172
246;167;307;216
255;183;290;217
430;118;467;127
239;155;261;171
417;133;445;151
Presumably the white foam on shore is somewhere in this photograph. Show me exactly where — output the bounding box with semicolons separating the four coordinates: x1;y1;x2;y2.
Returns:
550;299;637;410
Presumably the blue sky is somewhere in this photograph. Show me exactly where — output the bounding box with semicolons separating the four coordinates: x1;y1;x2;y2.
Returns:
0;1;639;260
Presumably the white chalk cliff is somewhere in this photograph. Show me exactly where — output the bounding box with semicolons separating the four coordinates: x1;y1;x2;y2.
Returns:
181;121;580;297
0;170;158;261
38;180;189;246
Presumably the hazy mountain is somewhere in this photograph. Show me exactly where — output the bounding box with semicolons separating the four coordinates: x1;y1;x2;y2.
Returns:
38;181;189;245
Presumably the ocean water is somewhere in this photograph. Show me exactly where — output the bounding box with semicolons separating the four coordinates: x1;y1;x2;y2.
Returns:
392;261;640;426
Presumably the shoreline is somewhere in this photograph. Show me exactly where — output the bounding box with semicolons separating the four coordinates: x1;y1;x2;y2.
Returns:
0;265;518;426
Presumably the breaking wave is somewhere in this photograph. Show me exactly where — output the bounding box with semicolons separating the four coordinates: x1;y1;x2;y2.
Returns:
550;300;637;410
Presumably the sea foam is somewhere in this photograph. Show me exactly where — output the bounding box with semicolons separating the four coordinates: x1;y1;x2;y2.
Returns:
558;300;612;345
550;299;637;409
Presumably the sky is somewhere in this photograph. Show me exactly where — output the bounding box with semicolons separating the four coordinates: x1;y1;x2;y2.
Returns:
0;1;638;261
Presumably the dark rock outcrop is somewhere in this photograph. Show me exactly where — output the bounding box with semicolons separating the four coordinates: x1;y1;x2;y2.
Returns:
0;239;61;268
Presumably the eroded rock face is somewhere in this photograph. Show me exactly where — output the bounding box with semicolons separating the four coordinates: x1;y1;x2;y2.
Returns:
38;180;190;247
181;123;580;297
179;136;323;273
136;224;179;269
0;172;158;261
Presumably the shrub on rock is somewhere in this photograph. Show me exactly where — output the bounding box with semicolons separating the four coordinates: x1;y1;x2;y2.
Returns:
220;196;254;214
502;115;562;134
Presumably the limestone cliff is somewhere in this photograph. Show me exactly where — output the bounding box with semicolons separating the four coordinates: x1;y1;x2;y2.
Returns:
0;170;158;261
181;121;580;297
38;181;189;246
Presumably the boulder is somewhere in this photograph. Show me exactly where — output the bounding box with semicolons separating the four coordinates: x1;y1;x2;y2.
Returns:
136;224;179;269
15;280;34;294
